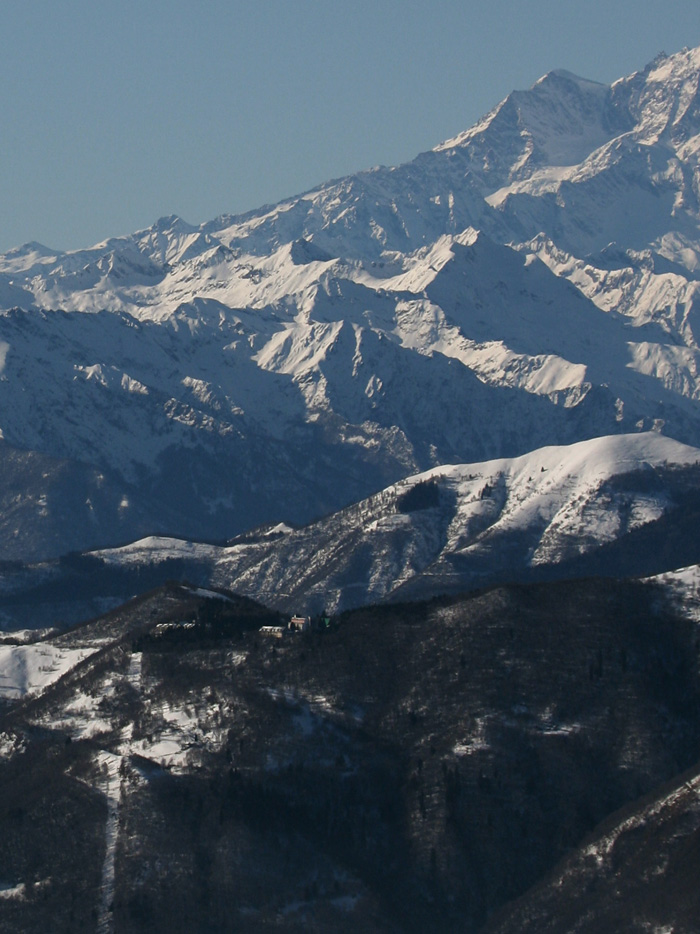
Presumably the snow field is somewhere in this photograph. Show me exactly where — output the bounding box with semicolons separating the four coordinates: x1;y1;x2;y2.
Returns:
0;642;98;699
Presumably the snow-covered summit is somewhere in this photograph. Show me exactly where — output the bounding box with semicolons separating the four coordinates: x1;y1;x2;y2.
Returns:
438;65;611;176
67;431;700;616
1;45;700;561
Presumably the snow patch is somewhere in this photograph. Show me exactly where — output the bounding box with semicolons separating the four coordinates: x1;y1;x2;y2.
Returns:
0;642;98;698
0;882;26;900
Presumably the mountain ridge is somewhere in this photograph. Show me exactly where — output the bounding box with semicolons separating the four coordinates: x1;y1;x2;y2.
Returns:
4;44;700;933
4;431;700;633
1;45;700;564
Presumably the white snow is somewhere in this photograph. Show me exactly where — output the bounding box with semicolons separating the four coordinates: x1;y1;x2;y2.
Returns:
0;642;98;698
430;433;700;566
0;882;26;900
581;773;700;868
91;536;221;565
648;564;700;623
127;651;142;690
94;751;123;934
0;731;24;760
0;43;698;575
82;432;700;615
485;165;576;207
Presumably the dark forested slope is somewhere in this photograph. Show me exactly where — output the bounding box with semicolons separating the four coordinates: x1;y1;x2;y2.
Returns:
0;577;698;932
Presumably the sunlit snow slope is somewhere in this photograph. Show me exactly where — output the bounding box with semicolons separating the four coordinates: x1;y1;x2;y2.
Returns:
75;432;699;614
2;46;700;559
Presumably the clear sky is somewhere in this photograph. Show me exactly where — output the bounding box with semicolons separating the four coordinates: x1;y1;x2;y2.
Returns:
0;0;698;253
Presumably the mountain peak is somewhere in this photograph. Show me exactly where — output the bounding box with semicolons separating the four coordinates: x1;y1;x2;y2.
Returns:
435;61;611;172
1;44;700;565
8;240;55;256
645;43;700;82
535;68;608;90
151;214;195;233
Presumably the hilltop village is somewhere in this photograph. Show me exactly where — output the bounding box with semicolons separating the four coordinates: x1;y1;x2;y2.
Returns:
259;613;332;639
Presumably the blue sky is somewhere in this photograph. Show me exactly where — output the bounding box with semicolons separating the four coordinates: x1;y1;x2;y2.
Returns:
0;1;698;253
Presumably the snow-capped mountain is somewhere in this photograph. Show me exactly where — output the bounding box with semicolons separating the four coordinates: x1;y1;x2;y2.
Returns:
6;45;700;932
4;432;700;631
87;432;700;611
2;46;700;560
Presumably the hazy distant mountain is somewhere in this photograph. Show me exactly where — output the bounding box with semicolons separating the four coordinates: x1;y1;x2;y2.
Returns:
2;47;700;560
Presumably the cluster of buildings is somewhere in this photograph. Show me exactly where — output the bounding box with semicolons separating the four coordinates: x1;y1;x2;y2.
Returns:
258;613;331;639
